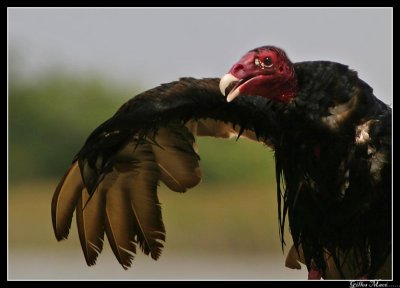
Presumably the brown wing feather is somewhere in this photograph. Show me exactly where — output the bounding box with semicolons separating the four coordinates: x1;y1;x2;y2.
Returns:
52;162;83;240
195;118;259;142
125;144;166;259
285;244;305;270
103;169;137;269
76;186;105;266
113;140;166;259
152;119;259;193
152;123;201;192
196;119;237;138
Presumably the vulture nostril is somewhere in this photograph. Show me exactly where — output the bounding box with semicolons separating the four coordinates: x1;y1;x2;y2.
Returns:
232;64;244;74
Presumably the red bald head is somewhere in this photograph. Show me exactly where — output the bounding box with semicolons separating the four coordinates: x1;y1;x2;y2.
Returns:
220;46;297;103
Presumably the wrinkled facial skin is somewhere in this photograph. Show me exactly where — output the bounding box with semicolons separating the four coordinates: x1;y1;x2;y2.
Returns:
220;46;297;103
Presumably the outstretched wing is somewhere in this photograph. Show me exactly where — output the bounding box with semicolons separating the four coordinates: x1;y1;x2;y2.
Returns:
51;77;277;268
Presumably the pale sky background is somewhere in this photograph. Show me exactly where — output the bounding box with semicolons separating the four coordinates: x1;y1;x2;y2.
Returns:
8;8;392;104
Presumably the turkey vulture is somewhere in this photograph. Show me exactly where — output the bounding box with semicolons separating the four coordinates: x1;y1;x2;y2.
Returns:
51;45;391;279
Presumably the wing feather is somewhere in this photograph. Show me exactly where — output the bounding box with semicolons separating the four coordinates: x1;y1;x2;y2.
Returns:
285;244;304;270
152;119;259;193
103;169;137;269
52;162;83;240
76;186;105;266
152;123;201;192
113;141;166;259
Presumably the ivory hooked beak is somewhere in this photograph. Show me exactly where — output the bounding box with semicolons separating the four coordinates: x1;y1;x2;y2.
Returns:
219;74;240;102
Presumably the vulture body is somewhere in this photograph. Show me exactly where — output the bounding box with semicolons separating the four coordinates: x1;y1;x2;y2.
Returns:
52;46;391;279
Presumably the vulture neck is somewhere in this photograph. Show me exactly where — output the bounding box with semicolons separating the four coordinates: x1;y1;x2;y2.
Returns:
263;70;298;103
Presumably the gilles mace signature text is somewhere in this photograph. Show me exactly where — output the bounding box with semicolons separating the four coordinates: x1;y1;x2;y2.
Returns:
350;281;389;288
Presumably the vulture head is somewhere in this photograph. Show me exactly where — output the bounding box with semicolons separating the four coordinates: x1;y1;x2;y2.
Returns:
220;46;297;103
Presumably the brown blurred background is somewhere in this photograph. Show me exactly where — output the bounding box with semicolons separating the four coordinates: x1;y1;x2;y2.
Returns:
8;8;391;280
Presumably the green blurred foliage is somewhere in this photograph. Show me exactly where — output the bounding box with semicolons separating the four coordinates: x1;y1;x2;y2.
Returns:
9;72;132;182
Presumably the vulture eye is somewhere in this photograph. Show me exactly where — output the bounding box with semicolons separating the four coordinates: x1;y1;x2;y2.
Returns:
263;57;273;67
255;57;273;69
